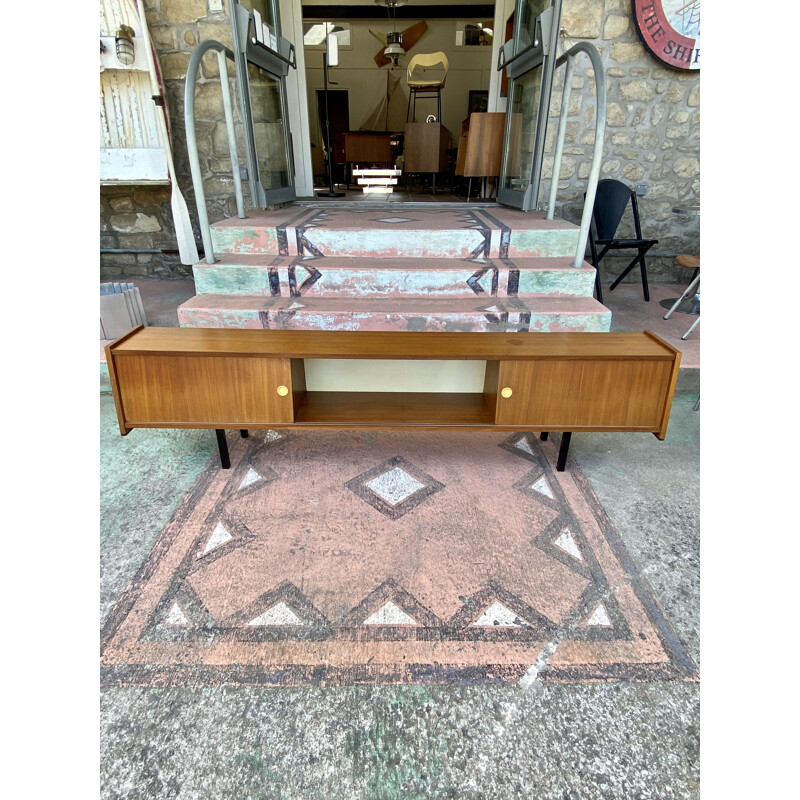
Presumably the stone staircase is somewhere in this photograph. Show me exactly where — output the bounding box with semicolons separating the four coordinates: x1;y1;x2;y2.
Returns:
178;204;611;333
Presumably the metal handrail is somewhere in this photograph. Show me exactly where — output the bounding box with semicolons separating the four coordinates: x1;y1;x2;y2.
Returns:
184;39;246;266
546;42;606;269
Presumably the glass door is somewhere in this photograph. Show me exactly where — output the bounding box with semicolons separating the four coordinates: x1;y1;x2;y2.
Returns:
497;0;563;211
230;1;297;207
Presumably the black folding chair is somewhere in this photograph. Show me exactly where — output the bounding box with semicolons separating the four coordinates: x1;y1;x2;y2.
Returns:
588;179;657;303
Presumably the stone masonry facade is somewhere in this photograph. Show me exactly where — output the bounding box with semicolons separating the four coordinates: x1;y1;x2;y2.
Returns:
100;0;699;282
101;0;242;279
548;0;700;280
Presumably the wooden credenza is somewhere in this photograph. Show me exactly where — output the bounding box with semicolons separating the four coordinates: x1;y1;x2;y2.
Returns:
106;328;681;471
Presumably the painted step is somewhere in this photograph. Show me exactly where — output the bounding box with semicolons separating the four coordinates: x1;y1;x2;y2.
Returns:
178;294;612;333
210;206;581;260
192;254;598;299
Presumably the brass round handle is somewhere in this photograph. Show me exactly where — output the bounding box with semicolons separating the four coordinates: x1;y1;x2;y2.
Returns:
501;387;513;399
277;385;289;397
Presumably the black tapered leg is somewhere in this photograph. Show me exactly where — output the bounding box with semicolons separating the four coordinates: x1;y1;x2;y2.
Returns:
540;432;549;441
640;254;650;301
556;432;572;472
215;429;231;469
240;429;249;438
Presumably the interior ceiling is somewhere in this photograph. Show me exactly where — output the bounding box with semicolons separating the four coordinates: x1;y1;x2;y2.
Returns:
301;1;496;20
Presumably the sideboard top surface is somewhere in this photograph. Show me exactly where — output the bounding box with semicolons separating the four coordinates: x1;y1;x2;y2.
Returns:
109;328;678;361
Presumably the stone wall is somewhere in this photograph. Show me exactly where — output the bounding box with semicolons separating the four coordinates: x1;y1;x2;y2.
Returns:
99;0;700;282
545;0;700;281
101;0;241;280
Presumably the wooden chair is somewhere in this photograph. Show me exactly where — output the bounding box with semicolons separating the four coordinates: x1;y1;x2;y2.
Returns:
663;254;700;340
406;52;449;122
588;179;658;303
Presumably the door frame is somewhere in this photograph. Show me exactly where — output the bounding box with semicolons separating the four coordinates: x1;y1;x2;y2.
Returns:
497;0;563;211
230;0;297;208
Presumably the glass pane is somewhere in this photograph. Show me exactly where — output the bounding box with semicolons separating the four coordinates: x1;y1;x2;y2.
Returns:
502;66;543;192
303;22;351;48
239;0;275;29
517;0;550;50
247;63;290;191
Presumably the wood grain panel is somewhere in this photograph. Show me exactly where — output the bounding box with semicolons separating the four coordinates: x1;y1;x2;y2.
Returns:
295;392;492;426
403;123;450;173
112;328;676;361
115;355;294;426
644;330;683;439
463;113;506;177
290;358;307;416
334;132;392;164
495;359;673;430
483;359;499;419
105;325;144;434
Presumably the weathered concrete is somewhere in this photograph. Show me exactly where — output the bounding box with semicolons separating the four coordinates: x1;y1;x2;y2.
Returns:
192;255;598;299
186;206;608;334
177;293;612;332
208;207;582;260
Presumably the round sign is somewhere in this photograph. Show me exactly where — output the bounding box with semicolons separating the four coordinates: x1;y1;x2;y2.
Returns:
632;0;700;71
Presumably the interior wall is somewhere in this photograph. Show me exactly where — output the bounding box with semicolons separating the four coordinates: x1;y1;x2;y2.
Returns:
304;18;494;155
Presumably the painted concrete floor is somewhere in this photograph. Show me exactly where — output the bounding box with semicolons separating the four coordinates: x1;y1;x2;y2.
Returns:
100;276;699;799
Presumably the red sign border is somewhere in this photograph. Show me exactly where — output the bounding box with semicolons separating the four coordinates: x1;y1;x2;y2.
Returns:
631;0;699;71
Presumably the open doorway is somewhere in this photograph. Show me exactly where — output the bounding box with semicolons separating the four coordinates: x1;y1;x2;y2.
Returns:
300;3;505;202
314;89;350;186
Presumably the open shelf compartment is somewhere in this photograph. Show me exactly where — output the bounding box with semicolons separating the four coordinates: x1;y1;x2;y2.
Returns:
290;358;499;427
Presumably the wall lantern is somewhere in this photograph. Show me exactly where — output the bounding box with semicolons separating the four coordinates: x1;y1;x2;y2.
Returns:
115;24;136;66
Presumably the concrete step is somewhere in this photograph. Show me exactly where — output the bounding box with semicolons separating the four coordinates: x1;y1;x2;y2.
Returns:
178;294;612;333
210;206;581;260
192;254;598;299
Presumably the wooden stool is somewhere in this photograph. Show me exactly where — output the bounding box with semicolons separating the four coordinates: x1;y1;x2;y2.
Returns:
676;253;700;280
663;254;700;339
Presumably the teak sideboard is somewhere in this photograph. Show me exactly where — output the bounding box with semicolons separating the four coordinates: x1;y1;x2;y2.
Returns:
105;328;681;471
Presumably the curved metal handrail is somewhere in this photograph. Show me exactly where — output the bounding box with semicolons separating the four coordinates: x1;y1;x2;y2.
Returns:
546;42;607;269
184;39;245;265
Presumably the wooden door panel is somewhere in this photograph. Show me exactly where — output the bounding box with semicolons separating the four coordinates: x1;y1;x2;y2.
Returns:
116;355;294;425
495;359;671;429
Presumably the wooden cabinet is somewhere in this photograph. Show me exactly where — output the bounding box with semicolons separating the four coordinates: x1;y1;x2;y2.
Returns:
456;112;506;178
106;328;297;430
107;329;680;445
403;122;450;173
494;358;675;431
333;132;392;165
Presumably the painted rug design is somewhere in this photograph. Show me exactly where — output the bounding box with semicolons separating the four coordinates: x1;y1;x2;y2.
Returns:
101;431;697;687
